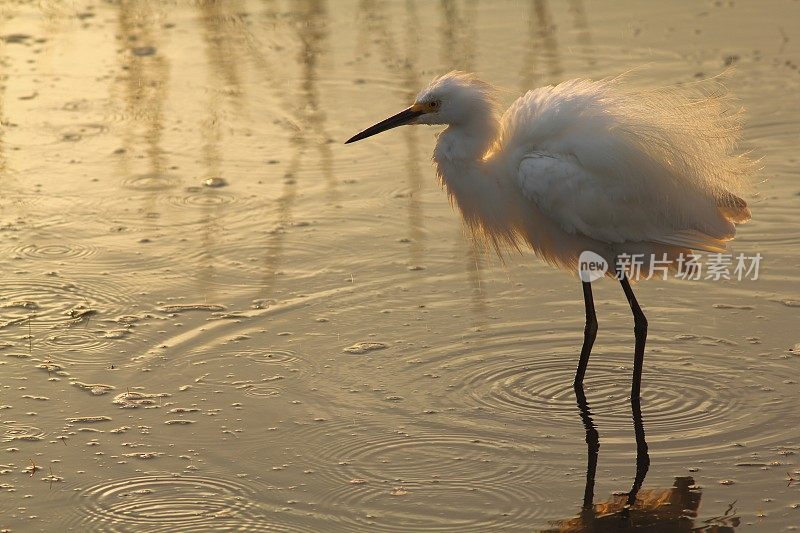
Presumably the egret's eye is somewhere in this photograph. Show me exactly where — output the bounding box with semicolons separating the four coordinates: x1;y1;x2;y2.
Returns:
429;101;439;110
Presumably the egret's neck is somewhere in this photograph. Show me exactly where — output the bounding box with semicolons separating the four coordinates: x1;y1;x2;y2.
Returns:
433;118;497;163
433;119;519;250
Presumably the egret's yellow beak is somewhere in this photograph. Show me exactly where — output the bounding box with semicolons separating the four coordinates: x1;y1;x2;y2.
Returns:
345;103;426;144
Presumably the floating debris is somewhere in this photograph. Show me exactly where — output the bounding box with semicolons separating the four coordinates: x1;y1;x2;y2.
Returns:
66;416;112;423
131;46;156;57
112;391;170;409
123;452;163;459
8;434;43;442
712;303;754;310
71;382;115;396
213;312;248;320
43;471;63;486
343;342;389;354
158;304;226;314
67;307;97;323
202;177;228;188
164;419;195;425
37;361;64;373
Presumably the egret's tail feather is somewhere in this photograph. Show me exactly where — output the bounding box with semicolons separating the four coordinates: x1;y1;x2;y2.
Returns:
717;192;751;223
655;230;729;253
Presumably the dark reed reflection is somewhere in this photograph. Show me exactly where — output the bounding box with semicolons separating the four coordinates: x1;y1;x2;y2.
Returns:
521;0;563;90
0;28;6;178
438;0;487;317
567;0;596;67
115;0;170;178
254;0;331;293
401;0;424;267
544;384;739;532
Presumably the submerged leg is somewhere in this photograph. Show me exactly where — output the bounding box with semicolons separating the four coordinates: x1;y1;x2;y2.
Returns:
573;281;598;387
618;273;648;400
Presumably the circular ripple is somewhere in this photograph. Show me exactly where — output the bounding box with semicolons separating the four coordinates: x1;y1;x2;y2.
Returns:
311;429;542;483
243;349;300;366
434;327;798;458
0;277;137;330
462;351;747;437
74;474;256;530
164;191;240;209
46;331;108;348
178;347;306;372
42;329;127;367
122;173;181;191
9;243;98;260
1;421;46;443
0;194;82;230
295;422;552;531
240;384;283;398
55;123;108;142
126;521;307;533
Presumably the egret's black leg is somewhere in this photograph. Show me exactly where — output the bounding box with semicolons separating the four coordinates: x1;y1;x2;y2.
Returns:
573;281;598;387
618;273;648;400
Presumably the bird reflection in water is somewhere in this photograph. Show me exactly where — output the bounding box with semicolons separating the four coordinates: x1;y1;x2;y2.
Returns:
543;383;740;532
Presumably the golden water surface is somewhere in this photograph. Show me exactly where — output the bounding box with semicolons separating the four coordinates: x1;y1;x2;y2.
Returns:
0;1;798;531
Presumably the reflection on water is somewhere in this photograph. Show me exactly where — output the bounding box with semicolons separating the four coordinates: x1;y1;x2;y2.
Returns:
115;0;170;178
0;1;798;531
547;476;740;532
546;385;739;531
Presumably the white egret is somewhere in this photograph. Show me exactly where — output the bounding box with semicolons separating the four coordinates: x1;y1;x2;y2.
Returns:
345;71;752;400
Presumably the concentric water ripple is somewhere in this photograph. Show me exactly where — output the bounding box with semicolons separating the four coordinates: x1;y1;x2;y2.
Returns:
116;520;309;533
306;426;543;483
71;474;258;531
430;326;798;458
458;350;746;434
1;421;46;443
243;348;301;366
8;242;98;260
53;122;109;143
293;421;552;531
0;277;136;329
121;173;182;191
164;190;242;209
177;346;307;372
42;329;128;367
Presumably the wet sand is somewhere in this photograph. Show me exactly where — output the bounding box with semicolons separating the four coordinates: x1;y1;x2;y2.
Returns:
0;1;798;531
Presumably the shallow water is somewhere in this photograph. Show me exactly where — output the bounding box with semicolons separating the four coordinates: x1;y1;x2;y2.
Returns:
0;1;798;531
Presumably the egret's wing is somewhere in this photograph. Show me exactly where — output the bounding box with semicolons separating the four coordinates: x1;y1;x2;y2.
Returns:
498;77;751;251
517;152;731;252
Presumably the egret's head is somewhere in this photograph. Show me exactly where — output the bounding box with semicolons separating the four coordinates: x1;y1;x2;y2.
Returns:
345;71;498;144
